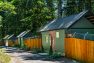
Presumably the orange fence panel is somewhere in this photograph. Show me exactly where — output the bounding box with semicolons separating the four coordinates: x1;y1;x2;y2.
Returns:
15;39;19;45
24;38;42;49
8;40;15;47
65;38;94;63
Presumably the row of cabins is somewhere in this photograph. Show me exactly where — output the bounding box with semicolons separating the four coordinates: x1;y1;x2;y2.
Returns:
3;30;42;50
2;10;94;63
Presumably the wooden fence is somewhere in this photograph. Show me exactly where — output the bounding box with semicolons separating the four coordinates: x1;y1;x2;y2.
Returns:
65;38;94;63
0;39;18;47
8;40;15;46
24;38;42;49
8;40;18;47
0;41;4;46
7;38;42;49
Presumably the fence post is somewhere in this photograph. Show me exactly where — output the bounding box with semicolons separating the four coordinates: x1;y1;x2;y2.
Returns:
84;32;88;39
73;32;76;38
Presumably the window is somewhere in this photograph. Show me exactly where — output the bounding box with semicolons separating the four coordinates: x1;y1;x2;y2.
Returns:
56;32;59;38
46;35;48;43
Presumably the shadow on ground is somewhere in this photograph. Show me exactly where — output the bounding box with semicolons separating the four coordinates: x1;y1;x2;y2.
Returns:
5;47;79;63
20;53;77;63
5;47;26;53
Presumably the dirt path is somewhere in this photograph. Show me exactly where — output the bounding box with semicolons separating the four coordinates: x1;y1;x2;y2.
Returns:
4;47;79;63
10;56;23;63
8;52;57;63
6;52;23;63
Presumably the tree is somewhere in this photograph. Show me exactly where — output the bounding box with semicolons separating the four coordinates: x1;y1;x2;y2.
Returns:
28;0;55;33
0;1;16;14
0;1;15;38
0;0;93;38
9;0;55;35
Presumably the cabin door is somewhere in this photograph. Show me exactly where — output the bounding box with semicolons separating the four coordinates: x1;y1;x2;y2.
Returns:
49;31;56;53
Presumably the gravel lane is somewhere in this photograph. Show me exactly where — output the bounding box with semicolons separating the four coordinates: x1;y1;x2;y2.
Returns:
5;47;79;63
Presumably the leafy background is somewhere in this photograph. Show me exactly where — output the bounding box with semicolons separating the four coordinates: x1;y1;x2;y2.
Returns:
0;0;93;38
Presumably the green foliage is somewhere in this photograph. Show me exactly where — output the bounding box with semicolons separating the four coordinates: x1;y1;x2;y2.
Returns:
7;0;55;35
30;0;54;31
0;16;2;27
0;1;16;14
56;0;93;17
0;1;16;38
0;0;93;38
0;48;11;63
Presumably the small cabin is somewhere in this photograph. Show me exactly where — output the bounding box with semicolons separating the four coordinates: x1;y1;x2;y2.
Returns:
3;34;15;47
39;10;94;54
17;30;31;48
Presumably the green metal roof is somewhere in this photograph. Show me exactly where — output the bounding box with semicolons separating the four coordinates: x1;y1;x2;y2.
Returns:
39;10;89;32
17;31;26;38
7;34;14;39
3;34;14;40
17;30;30;38
3;35;10;39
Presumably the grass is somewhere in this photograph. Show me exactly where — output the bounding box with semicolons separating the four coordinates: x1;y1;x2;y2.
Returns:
0;48;11;63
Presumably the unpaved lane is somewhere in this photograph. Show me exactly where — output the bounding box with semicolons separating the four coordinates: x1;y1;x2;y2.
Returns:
5;47;78;63
8;52;57;63
10;56;23;63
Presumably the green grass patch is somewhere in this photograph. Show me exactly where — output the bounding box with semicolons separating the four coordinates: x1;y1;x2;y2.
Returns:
0;48;11;63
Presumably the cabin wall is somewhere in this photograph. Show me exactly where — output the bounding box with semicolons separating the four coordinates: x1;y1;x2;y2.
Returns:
67;29;94;34
18;38;20;45
67;17;94;34
42;32;50;53
55;30;65;53
42;29;65;53
21;37;24;48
